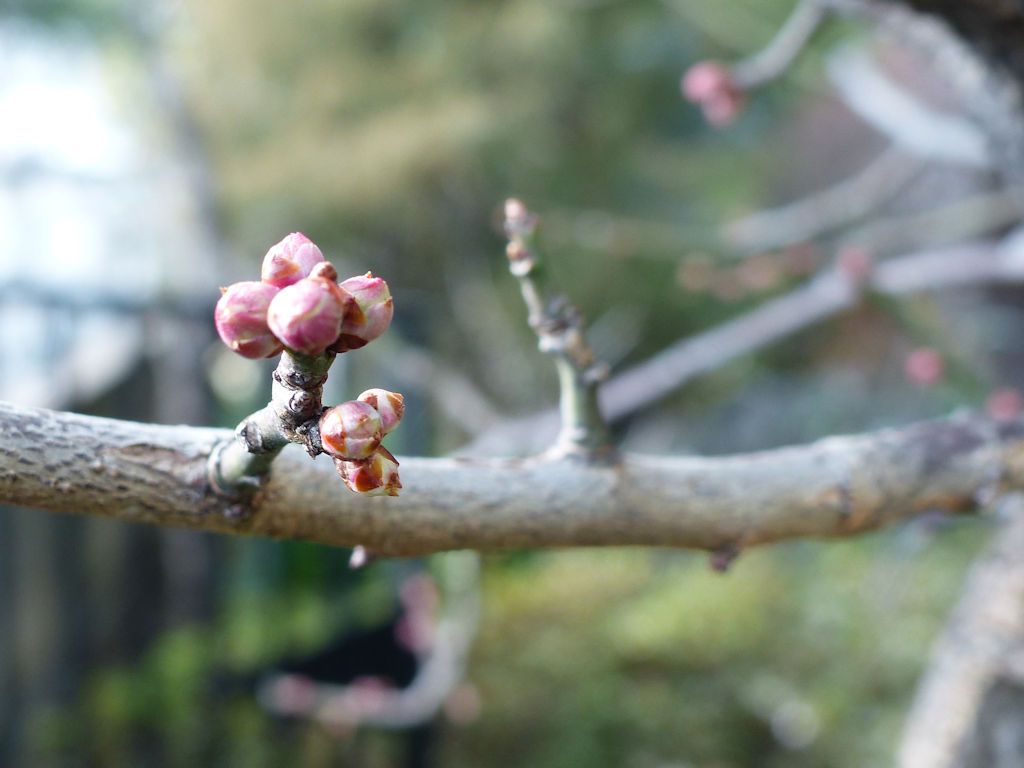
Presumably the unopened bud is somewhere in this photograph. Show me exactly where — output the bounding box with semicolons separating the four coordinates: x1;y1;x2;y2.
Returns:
987;388;1022;422
214;281;283;359
261;232;326;288
267;276;348;355
503;198;538;239
335;447;401;496
682;61;730;101
904;347;944;388
308;262;338;282
836;246;873;285
681;61;744;127
358;388;404;435
506;242;530;262
319;400;382;460
504;198;528;224
332;272;394;352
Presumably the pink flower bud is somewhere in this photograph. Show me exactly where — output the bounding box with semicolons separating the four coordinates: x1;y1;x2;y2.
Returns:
261;232;326;288
319;400;382;460
214;281;283;359
682;61;730;102
836;246;873;285
681;61;744;127
987;388;1022;422
503;198;538;239
904;347;944;388
267;276;348;355
335;447;401;496
332;272;394;352
358;388;405;435
701;95;744;127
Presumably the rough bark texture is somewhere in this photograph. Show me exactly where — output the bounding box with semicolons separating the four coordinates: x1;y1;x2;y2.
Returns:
3;401;1024;556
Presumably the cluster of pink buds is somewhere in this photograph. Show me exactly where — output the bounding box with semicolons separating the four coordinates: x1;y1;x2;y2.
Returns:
681;61;745;127
214;232;403;496
216;233;394;358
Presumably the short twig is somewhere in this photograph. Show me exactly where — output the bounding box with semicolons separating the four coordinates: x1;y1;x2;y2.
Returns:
502;199;614;461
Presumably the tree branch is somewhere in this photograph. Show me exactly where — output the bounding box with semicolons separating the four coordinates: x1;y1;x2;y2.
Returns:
898;496;1024;768
3;400;1024;556
826;43;992;167
602;240;1021;421
462;238;1024;455
723;146;924;253
730;0;830;89
503;199;613;459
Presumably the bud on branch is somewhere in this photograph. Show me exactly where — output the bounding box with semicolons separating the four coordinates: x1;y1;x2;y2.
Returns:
209;232;404;509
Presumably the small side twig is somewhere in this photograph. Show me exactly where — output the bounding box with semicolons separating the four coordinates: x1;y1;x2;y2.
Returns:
503;199;614;461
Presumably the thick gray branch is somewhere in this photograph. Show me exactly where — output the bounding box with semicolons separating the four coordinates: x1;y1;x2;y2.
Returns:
2;401;1023;556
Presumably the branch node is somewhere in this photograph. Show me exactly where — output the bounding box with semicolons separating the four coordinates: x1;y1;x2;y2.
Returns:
709;543;742;573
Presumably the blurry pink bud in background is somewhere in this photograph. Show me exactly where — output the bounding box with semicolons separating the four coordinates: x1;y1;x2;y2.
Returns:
332;272;394;352
335;447;402;496
319;400;383;461
266;276;348;355
836;246;873;285
986;388;1022;422
681;61;744;127
214;281;283;359
261;232;326;288
358;388;405;435
904;347;944;388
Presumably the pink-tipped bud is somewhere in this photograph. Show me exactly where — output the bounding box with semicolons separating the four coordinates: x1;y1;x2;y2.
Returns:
261;232;326;288
267;276;348;355
335;447;401;496
503;198;538;239
332;272;394;352
319;400;382;460
836;246;873;285
987;388;1022;422
214;281;283;359
358;388;405;435
681;61;744;127
904;347;944;388
682;62;731;102
504;198;529;224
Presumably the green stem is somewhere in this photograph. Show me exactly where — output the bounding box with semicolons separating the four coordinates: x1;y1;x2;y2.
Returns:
504;200;614;461
209;350;336;499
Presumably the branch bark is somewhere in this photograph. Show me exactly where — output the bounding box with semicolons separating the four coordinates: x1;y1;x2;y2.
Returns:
3;400;1023;556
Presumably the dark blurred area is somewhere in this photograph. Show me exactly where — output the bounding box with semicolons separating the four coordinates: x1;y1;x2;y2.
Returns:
0;0;1018;765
